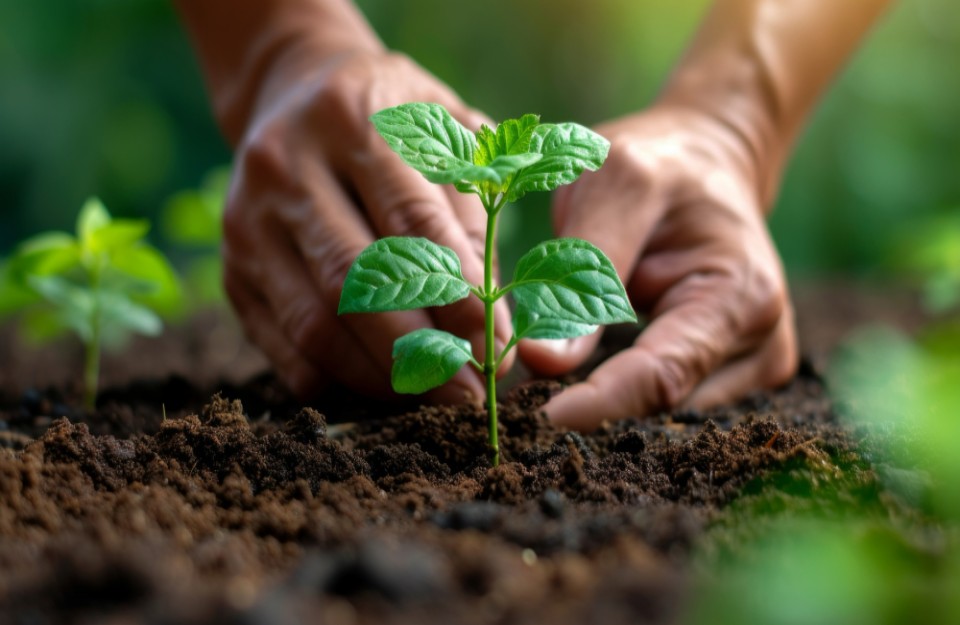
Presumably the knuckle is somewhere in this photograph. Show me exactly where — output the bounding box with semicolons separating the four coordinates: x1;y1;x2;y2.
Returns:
748;266;787;334
315;239;364;304
651;354;697;410
279;299;329;354
383;199;452;241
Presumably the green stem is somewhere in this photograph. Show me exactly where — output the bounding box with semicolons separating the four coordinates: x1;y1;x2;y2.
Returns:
83;321;100;410
483;204;500;467
83;259;103;411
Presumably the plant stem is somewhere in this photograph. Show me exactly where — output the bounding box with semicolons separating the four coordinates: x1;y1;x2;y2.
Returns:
483;203;500;467
83;322;100;410
83;259;103;411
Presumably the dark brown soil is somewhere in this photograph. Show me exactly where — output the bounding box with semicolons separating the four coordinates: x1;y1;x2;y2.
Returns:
0;283;927;625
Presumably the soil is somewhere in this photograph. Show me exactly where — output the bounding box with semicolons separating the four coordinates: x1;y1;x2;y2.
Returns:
0;281;928;625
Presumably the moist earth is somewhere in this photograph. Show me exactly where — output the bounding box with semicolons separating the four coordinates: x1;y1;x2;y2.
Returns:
0;284;925;625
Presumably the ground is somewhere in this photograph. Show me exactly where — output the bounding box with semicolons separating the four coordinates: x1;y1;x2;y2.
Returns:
0;281;928;625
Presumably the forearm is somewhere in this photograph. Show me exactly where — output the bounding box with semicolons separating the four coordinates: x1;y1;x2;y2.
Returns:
174;0;384;144
657;0;891;209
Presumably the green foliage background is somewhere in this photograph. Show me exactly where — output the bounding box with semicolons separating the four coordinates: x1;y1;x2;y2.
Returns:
1;0;958;278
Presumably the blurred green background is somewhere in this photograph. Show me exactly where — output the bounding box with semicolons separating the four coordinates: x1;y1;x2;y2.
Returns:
1;0;958;277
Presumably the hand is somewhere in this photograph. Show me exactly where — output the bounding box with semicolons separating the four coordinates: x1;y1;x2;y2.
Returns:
223;51;513;402
520;106;798;429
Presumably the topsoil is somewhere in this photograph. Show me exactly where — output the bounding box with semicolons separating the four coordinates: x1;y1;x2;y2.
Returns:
0;281;927;625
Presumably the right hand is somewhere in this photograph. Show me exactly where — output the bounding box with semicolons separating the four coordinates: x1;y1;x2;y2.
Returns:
223;51;513;402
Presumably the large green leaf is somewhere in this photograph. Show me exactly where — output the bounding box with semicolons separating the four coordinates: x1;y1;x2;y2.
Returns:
513;307;598;341
511;238;636;327
98;289;163;346
338;237;471;314
370;103;477;184
392;328;474;394
508;123;610;201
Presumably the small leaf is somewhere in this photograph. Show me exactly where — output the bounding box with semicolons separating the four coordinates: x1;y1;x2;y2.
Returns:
109;244;183;315
511;238;636;327
513;307;598;341
27;275;96;342
370;103;476;184
508;123;610;201
474;114;540;165
392;328;473;394
77;197;111;248
99;290;163;339
88;220;150;254
8;233;80;282
338;237;471;314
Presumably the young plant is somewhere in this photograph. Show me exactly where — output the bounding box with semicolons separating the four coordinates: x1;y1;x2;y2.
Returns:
338;103;636;466
3;197;181;408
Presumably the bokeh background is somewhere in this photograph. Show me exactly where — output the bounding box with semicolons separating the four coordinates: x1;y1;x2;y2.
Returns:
2;0;958;280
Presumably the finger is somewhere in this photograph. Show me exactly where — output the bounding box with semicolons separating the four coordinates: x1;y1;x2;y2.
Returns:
682;302;798;409
517;332;602;377
223;267;332;398
544;269;785;430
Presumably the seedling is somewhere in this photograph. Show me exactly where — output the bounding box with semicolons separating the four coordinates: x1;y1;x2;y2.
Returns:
3;198;181;408
338;103;636;466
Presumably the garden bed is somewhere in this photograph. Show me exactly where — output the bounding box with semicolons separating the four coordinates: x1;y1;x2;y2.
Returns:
0;282;928;624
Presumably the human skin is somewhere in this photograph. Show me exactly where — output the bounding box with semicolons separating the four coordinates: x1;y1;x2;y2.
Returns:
176;0;890;425
524;0;892;429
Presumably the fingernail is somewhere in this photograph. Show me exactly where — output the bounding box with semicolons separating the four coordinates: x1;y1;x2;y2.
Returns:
532;338;578;355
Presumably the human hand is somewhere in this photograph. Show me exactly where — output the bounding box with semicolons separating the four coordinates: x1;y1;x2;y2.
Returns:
223;51;513;401
520;106;798;429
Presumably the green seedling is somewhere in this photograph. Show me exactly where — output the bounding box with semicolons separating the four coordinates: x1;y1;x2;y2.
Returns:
3;197;181;408
338;103;636;466
161;165;231;307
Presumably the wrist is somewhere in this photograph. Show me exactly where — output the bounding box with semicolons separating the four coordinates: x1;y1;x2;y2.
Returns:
656;55;784;213
176;0;384;145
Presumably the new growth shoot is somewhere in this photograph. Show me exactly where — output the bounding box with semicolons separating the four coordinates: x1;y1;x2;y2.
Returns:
338;103;636;466
3;198;180;409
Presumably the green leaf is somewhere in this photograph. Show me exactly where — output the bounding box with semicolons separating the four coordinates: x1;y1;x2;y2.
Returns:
88;220;150;255
508;123;610;201
511;238;636;327
109;244;183;315
339;237;471;314
27;275;96;342
7;233;80;282
98;290;163;341
474;114;540;165
370;103;477;184
77;197;111;248
392;328;473;394
513;307;598;341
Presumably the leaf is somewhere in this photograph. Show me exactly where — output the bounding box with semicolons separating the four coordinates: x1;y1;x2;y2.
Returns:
77;197;111;247
109;244;183;315
338;237;471;314
474;114;540;165
7;233;80;282
370;103;477;184
27;275;96;342
508;123;610;201
511;238;636;327
513;307;598;341
98;290;163;341
391;328;473;394
88;220;150;255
